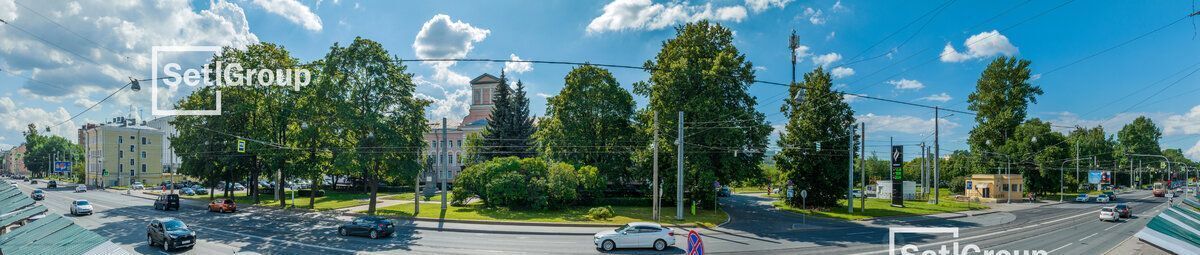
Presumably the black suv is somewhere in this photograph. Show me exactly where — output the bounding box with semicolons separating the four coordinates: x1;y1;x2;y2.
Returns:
47;180;57;189
154;194;180;211
147;218;195;251
337;216;395;239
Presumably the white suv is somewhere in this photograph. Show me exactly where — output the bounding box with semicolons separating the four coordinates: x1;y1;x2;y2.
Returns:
132;182;144;190
594;222;676;251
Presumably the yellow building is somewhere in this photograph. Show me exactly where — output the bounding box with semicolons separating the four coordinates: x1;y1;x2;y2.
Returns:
80;123;165;187
964;174;1025;203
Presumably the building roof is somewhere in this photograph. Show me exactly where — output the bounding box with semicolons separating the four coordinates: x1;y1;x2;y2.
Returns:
0;182;128;255
470;73;501;84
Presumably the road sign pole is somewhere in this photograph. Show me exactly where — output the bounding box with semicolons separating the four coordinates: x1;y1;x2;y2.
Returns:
653;111;659;221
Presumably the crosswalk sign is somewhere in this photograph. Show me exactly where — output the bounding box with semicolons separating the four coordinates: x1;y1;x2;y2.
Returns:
237;139;246;153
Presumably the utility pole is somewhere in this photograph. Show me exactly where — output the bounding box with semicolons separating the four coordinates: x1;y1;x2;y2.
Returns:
1075;142;1080;190
676;111;684;220
789;30;799;85
933;106;940;204
860;122;866;211
920;142;927;198
441;118;448;210
847;124;854;214
653;111;659;221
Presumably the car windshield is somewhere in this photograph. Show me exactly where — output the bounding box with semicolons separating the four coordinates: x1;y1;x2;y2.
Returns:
32;190;42;194
615;224;631;232
164;220;188;231
76;201;89;205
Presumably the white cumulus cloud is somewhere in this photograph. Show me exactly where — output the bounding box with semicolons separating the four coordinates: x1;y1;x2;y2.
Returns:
941;30;1018;62
1186;139;1200;161
858;113;959;135
812;52;841;67
745;0;791;13
1163;104;1200;136
920;93;952;102
831;67;855;78
505;54;533;74
887;79;924;90
251;0;323;31
586;0;752;34
412;14;491;124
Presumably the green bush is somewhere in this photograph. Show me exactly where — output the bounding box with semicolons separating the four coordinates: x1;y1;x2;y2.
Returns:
587;206;615;220
454;156;605;210
948;177;965;194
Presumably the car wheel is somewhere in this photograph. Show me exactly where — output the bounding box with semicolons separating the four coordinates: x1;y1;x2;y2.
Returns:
338;228;347;236
654;239;667;251
164;239;172;251
602;240;615;251
370;230;378;239
147;235;155;247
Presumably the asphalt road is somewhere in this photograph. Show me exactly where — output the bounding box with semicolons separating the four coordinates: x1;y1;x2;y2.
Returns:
10;179;1168;255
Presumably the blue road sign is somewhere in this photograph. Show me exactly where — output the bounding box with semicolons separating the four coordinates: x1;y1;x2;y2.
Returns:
688;230;704;255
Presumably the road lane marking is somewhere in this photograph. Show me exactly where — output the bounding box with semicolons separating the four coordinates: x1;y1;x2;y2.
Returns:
1048;243;1071;253
45;190;364;254
1103;222;1121;231
1078;233;1098;241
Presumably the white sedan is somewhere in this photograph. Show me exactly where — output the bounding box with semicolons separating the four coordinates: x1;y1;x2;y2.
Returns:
1096;194;1110;203
75;185;88;192
594;222;675;251
71;200;94;216
1075;194;1089;202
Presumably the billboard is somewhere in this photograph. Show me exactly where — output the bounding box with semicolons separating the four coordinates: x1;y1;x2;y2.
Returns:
1088;170;1111;184
53;161;72;173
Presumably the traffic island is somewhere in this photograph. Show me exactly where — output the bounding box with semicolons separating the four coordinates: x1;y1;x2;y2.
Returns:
364;203;729;228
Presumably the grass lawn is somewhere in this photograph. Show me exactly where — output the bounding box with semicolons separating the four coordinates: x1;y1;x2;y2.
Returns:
163;190;392;211
771;188;988;221
731;186;768;193
368;203;728;227
381;192;418;201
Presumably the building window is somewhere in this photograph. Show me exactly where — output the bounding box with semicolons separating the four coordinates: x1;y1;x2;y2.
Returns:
118;136;123;144
130;159;134;166
141;164;146;172
142;137;147;144
129;170;134;176
118;164;123;172
141;151;146;159
129;145;134;152
458;140;462;147
118;151;123;158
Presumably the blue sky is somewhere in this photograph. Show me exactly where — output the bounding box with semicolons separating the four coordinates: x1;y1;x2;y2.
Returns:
1;0;1198;161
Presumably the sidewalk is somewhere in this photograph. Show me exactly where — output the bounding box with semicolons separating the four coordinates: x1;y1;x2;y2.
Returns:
1106;235;1172;255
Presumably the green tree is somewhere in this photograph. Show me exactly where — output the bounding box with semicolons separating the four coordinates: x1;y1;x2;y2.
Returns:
323;37;428;215
1005;119;1068;197
632;21;771;209
482;73;536;159
534;64;636;185
774;67;856;207
967;56;1042;171
1117;116;1162;156
22;124;82;179
1066;126;1115;180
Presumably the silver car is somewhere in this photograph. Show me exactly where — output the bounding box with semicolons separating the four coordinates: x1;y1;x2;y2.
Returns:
594;222;676;251
71;199;94;216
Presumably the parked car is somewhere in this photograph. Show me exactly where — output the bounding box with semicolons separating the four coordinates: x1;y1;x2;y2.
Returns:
232;183;246;191
181;188;196;196
717;186;731;197
337;216;395;239
75;185;88;192
192;186;208;195
852;189;863;198
30;189;45;200
154;194;180;211
1075;193;1089;203
1103;191;1116;201
1098;206;1119;222
70;199;93;216
1096;194;1111;203
147;218;196;251
132;182;145;190
208;198;237;213
1114;203;1133;218
594;222;676;251
47;180;57;189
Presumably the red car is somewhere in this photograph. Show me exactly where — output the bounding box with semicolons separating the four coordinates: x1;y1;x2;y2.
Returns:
1114;203;1132;218
208;198;237;213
